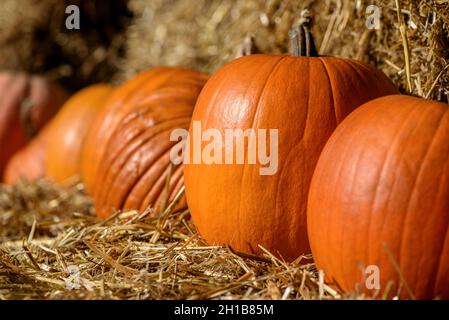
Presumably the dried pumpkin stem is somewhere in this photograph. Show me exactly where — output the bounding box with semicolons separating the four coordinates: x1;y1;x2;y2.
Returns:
289;11;318;57
237;35;260;57
20;98;37;138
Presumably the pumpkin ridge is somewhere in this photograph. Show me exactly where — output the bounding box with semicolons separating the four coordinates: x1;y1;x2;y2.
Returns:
236;55;288;250
363;99;444;296
167;178;186;212
110;139;178;217
100;127;187;217
190;67;240;233
368;100;422;269
126;160;172;211
86;72;157;194
401;105;449;297
273;59;312;255
187;61;246;228
100;116;190;184
345;59;381;96
318;57;358;285
119;99;190;126
274;142;305;254
318;58;339;124
89;67;184;195
95;115;192;203
168;169;185;200
126;145;183;211
344;58;377;77
340;130;373;291
432;190;449;296
110;113;190;159
347;59;397;94
151;163;185;212
347;59;399;101
248;56;288;130
429;154;449;296
310;101;380;290
119;89;199;124
370;100;435;294
394;103;449;296
361;101;426;288
429;109;449;295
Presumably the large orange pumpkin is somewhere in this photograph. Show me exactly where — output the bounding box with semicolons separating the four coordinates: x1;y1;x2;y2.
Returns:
0;72;68;178
183;22;399;261
83;67;208;218
308;95;449;299
46;84;113;183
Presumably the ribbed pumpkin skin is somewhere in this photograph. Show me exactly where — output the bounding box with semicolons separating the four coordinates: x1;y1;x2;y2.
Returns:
89;67;208;219
46;84;113;183
184;54;399;261
0;72;68;179
4;127;50;184
82;67;208;195
308;95;449;299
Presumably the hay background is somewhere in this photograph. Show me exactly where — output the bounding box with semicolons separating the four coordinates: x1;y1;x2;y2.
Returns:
0;0;447;98
121;0;449;100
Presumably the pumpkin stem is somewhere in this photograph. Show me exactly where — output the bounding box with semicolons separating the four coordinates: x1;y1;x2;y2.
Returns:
20;98;37;138
289;10;318;57
236;35;260;57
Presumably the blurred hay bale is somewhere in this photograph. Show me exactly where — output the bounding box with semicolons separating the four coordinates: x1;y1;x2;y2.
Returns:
120;0;315;78
0;0;130;91
121;0;448;100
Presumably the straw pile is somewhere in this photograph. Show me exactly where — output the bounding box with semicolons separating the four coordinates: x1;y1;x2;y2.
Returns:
0;180;351;300
121;0;449;100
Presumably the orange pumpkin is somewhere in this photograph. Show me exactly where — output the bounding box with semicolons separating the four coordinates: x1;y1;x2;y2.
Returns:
83;67;208;218
0;72;68;179
308;95;449;299
4;84;112;185
46;84;113;183
183;22;399;261
3;127;50;185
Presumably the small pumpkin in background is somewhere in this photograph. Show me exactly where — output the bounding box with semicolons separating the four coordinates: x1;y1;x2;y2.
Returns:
83;67;208;219
183;18;399;261
4;84;112;185
308;95;449;299
4;127;50;185
46;84;113;183
0;71;68;179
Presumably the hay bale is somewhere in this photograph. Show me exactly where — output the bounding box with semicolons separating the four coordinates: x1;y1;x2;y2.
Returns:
0;0;130;91
121;0;448;100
